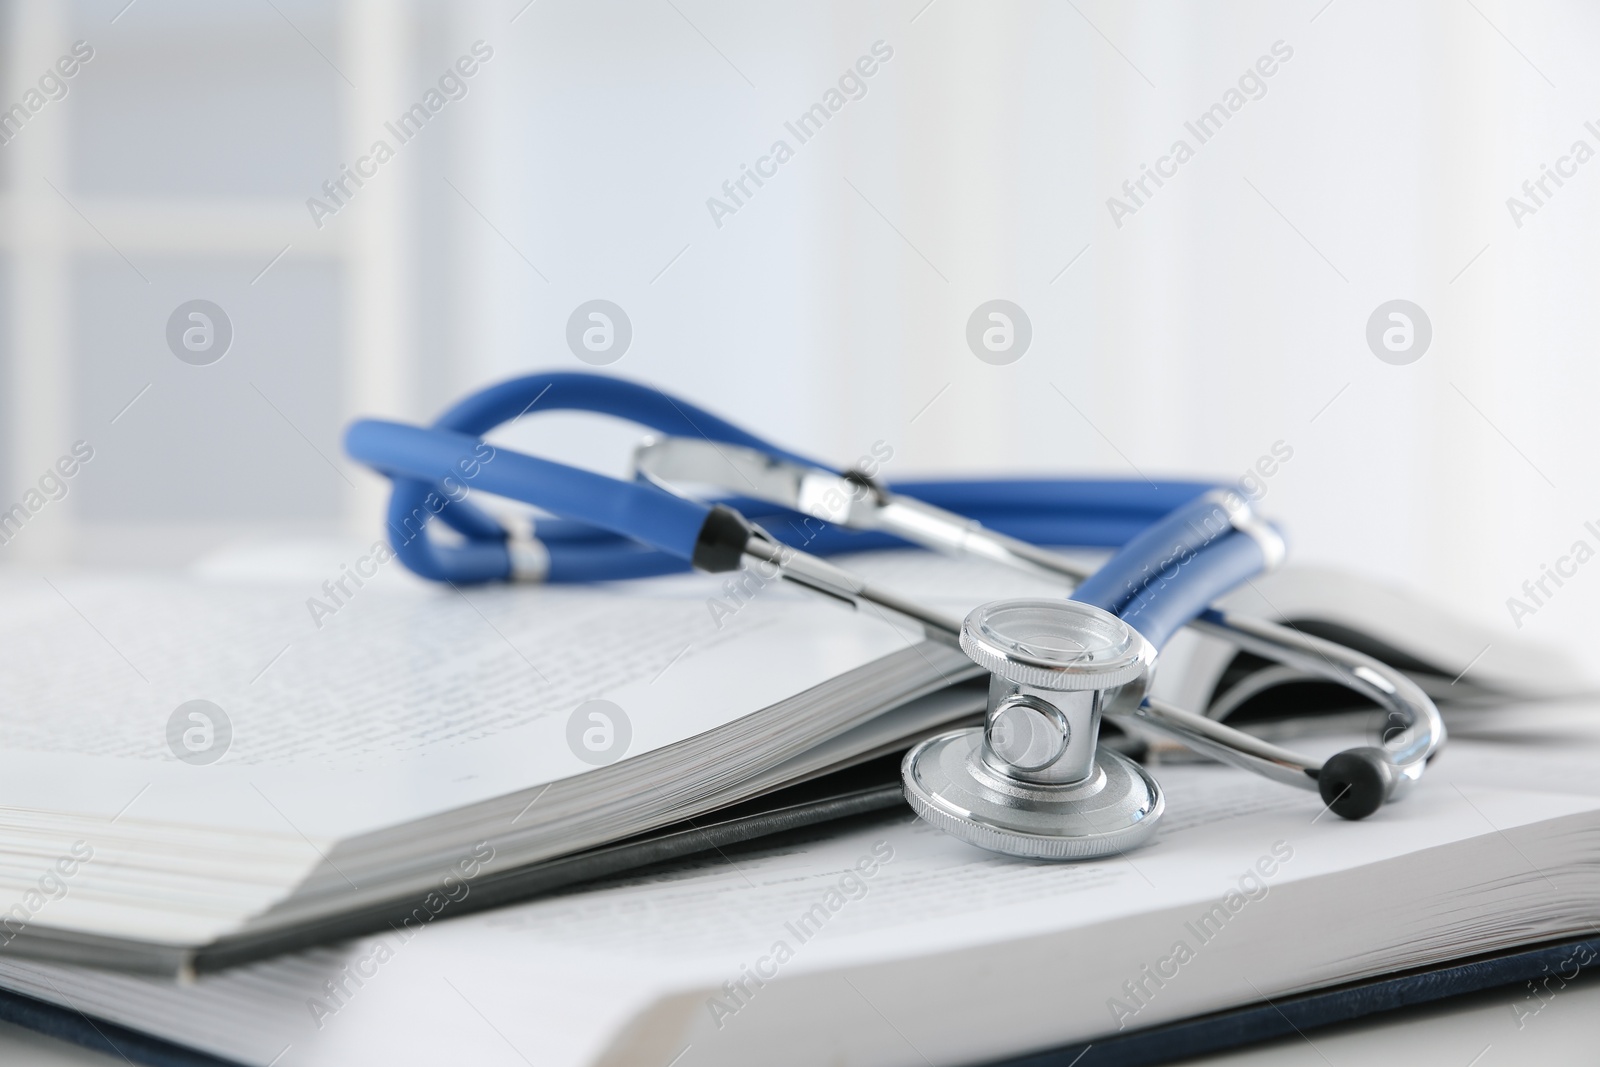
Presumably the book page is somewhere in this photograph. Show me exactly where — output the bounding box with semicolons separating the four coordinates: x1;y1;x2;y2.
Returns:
3;749;1595;1067
0;551;922;841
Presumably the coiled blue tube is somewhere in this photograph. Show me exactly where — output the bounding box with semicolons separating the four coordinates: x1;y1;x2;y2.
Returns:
1063;490;1280;648
341;371;1273;641
1111;531;1267;648
358;372;826;582
1070;493;1239;616
346;420;713;578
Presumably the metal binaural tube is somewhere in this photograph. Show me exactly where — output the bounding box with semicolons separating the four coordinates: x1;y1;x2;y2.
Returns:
1188;611;1445;791
738;536;964;646
665;438;1444;807
1121;698;1322;792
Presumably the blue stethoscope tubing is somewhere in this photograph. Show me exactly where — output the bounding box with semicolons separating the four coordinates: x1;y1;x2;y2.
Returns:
344;372;1277;652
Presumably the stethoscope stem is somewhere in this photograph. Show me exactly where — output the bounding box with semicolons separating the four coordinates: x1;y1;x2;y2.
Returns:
646;433;1443;805
1126;697;1321;789
917;501;1442;787
636;435;1101;585
871;495;1093;584
751;475;1442;803
746;515;1440;799
1188;611;1442;788
741;535;965;647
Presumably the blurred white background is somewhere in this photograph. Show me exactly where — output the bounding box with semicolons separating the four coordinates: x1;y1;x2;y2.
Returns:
2;0;1595;680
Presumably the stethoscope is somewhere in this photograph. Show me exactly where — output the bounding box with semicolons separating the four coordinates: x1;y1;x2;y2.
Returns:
344;372;1445;860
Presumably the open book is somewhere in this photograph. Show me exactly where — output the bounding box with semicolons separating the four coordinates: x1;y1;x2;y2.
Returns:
0;546;990;974
1;699;1598;1066
0;541;1577;976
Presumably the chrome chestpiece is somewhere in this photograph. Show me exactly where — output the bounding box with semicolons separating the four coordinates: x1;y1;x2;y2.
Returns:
903;599;1167;860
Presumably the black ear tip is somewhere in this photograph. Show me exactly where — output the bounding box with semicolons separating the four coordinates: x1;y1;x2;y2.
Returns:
1317;748;1392;820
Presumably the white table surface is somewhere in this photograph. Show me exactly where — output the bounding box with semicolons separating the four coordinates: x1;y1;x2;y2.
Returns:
1;972;1591;1065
